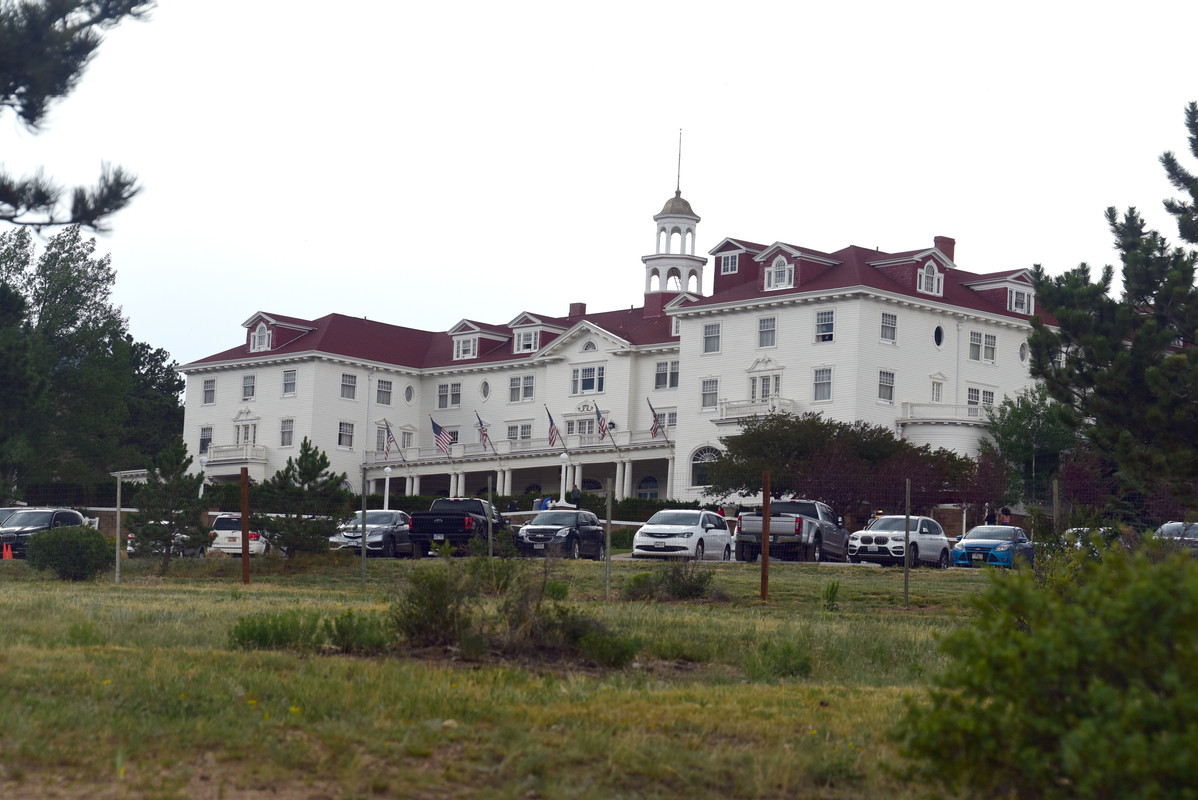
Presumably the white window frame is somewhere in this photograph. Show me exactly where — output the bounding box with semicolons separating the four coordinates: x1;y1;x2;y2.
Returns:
242;375;255;401
514;330;540;354
453;336;477;360
376;379;391;405
703;323;721;353
758;316;777;348
199;426;212;454
401;431;413;449
282;369;296;397
750;373;781;402
813;367;832;402
815;310;834;343
250;322;271;352
655;360;679;390
506;422;533;449
338;421;354;448
437;381;462;409
765;255;794;290
878;371;895;404
203;378;216;405
881;312;897;344
1008;288;1034;314
671;317;680;336
690;447;720;487
919;262;944;297
984;334;997;364
967;387;981;417
931;380;943;403
340;373;357;400
969;331;982;361
719;253;738;274
700;378;719;410
570;365;605;395
654;409;678;431
280;418;294;447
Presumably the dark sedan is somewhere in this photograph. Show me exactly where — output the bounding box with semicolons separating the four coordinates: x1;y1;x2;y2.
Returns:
514;510;605;560
0;508;87;558
329;509;413;558
951;525;1034;568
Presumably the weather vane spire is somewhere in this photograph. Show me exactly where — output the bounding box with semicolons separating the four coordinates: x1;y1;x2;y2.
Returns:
676;128;683;194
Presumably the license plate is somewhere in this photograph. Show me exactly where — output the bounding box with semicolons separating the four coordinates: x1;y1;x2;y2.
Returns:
972;553;986;562
226;536;237;542
868;545;878;552
654;542;664;549
533;543;545;550
433;534;444;541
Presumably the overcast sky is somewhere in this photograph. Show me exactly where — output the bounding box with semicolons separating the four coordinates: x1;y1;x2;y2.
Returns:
6;0;1198;367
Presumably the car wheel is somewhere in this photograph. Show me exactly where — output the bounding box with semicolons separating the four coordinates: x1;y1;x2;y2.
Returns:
723;544;731;561
693;540;705;561
382;537;395;559
908;544;919;568
937;549;950;569
593;540;606;562
808;537;822;563
570;537;580;560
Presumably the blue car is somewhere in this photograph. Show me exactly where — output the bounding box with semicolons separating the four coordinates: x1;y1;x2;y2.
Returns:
951;525;1034;568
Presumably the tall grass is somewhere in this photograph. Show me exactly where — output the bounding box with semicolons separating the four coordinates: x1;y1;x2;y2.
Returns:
0;556;976;798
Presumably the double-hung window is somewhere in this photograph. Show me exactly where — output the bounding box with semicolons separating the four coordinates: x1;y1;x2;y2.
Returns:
813;368;832;402
437;382;462;409
878;371;895;404
280;419;294;447
969;331;983;361
376;379;391;405
242;375;255;401
509;375;534;402
655;360;679;389
750;374;780;401
703;323;721;353
719;253;738;274
282;369;296;396
338;422;354;448
983;334;997;364
571;366;605;395
881;312;897;343
758;317;777;348
1008;288;1033;314
506;423;533;448
454;337;476;360
203;379;216;405
700;378;719;409
199;426;212;454
815;311;835;342
514;330;539;353
340;373;357;400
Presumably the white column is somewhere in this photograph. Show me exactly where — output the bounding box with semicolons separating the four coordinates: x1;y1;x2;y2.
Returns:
666;456;675;501
615;461;626;501
623;460;634;499
412;474;421;496
558;454;569;504
574;464;583;493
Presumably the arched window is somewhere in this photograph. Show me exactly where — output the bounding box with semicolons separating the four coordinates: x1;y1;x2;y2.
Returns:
691;447;721;487
765;256;793;290
637;476;660;499
250;322;271;352
920;262;943;296
582;341;597;352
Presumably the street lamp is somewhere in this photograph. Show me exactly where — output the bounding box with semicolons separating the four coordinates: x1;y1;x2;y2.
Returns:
559;451;570;506
383;465;392;511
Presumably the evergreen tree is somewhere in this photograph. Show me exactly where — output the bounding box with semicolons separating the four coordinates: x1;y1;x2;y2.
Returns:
127;437;204;575
1160;101;1198;245
984;384;1076;503
1029;102;1198;509
1;0;152;230
258;438;350;556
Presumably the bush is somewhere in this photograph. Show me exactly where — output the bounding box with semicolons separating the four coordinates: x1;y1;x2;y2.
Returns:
391;557;473;647
743;638;812;681
25;525;111;580
896;547;1198;799
229;608;393;654
619;561;719;601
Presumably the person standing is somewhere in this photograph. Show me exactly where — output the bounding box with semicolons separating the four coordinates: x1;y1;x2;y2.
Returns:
998;507;1012;525
985;506;996;525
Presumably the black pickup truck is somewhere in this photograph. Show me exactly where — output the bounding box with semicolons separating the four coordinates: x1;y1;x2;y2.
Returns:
408;498;508;556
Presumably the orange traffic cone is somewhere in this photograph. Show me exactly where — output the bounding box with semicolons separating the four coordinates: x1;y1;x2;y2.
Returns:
2;542;11;559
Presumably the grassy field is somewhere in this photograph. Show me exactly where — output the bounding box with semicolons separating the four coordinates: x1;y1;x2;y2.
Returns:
0;555;986;799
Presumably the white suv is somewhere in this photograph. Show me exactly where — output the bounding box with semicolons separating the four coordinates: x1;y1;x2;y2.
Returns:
208;513;270;556
848;515;951;568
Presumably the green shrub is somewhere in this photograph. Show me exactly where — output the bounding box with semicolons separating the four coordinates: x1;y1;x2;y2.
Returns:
743;638;812;681
578;629;641;668
25;525;111;581
391;560;472;647
321;609;393;654
658;560;715;599
896;547;1198;799
620;571;659;601
544;580;568;601
823;580;840;611
229;610;323;651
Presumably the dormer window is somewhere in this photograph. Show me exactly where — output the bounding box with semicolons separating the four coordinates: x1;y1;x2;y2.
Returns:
250;322;271;352
1008;288;1034;314
514;330;539;353
453;336;477;360
919;262;944;297
581;340;597;352
719;253;739;274
765;256;794;290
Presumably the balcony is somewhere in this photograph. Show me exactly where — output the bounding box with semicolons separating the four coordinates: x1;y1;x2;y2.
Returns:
716;396;796;422
363;428;671;466
202;444;269;483
899;403;992;425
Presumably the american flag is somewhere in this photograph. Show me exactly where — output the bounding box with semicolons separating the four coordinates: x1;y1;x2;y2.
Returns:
430;417;454;454
384;419;398;457
595;406;608;440
475;411;490;451
647;398;660;439
546;407;560;447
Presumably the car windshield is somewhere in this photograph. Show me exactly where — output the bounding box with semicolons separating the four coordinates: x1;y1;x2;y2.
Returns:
212;517;242;531
869;517;916;532
529;511;578;526
646;510;702;526
348;511;396;526
1156;523;1196;538
964;526;1019;541
4;510;52;527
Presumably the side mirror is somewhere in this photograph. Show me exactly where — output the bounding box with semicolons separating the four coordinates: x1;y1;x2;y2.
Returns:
837;516;845;526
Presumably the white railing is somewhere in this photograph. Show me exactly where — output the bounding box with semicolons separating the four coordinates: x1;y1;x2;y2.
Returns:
718;397;795;419
900;403;991;423
206;444;267;463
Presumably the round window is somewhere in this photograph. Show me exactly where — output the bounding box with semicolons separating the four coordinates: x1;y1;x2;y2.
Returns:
1019;342;1029;363
404;385;414;403
481;380;490;399
934;325;944;347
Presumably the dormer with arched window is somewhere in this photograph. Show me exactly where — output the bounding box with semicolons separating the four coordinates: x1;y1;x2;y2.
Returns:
765;255;794;290
918;261;944;297
250;322;272;352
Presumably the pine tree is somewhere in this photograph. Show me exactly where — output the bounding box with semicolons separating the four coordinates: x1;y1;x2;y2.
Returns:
1029;103;1198;510
128;437;205;575
258;438;350;556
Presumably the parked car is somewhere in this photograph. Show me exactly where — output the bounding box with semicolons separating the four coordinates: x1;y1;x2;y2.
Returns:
848;515;951;568
0;507;87;558
735;499;849;562
1154;521;1198;554
632;509;733;561
408;498;508;557
329;509;413;558
208;513;270;556
127;524;215;558
514;509;605;560
0;507;23;526
951;525;1034;568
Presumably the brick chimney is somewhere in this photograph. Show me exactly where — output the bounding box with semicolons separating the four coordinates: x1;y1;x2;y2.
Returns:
568;302;586;317
934;236;956;262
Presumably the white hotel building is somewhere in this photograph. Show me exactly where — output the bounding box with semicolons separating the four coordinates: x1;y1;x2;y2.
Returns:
179;189;1039;501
